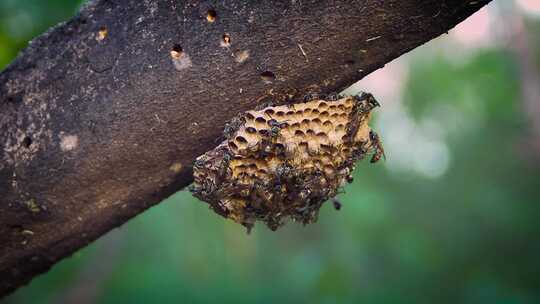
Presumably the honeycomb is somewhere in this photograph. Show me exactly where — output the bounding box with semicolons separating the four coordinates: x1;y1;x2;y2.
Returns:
190;93;384;231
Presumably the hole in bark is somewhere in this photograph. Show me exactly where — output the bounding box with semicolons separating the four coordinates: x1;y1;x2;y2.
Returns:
170;44;184;59
344;59;355;66
260;71;276;83
5;94;22;103
221;33;231;47
22;136;32;148
206;9;217;23
9;224;23;231
97;26;108;41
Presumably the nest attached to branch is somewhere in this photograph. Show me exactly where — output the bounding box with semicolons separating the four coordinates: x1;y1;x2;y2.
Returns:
190;93;384;231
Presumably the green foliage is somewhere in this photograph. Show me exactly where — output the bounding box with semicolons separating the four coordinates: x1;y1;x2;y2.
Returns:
404;49;521;125
0;0;83;69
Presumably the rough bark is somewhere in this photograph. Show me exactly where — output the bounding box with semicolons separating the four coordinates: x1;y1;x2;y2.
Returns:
0;0;491;296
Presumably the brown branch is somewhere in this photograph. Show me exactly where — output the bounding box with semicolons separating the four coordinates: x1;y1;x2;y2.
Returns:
0;0;492;296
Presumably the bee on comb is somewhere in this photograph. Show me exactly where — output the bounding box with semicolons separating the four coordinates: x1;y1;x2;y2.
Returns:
190;93;384;231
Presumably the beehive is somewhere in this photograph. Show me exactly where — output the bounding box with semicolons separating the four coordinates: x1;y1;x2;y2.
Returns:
190;93;384;231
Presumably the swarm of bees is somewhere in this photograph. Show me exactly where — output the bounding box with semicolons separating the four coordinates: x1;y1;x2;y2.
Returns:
190;93;384;231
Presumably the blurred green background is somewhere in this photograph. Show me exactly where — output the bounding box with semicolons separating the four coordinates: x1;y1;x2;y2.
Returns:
2;1;540;303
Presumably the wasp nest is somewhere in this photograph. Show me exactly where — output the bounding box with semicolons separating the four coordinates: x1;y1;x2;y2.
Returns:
190;93;384;231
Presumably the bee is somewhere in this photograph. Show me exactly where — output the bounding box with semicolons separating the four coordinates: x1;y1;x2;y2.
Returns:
303;93;324;102
355;92;380;113
191;178;217;196
255;138;274;158
254;96;277;110
222;151;232;163
188;183;202;194
285;103;296;110
272;180;285;195
326;93;341;101
193;158;206;169
267;119;282;138
276;163;294;180
274;143;287;158
332;198;342;210
223;116;244;139
217;151;233;177
298;189;312;201
369;130;386;163
267;119;289;142
366;93;380;108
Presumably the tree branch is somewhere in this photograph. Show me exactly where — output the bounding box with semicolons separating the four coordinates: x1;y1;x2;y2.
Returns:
0;0;491;296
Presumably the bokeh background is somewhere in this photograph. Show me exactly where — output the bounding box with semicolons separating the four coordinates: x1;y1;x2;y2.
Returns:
2;1;540;303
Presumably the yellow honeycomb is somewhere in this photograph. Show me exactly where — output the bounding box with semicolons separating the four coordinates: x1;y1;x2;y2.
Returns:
190;93;384;231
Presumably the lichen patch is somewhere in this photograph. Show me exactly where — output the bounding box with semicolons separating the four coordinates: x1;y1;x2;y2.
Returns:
59;134;79;151
169;162;183;173
171;51;192;71
190;93;384;231
234;50;249;63
22;199;41;213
